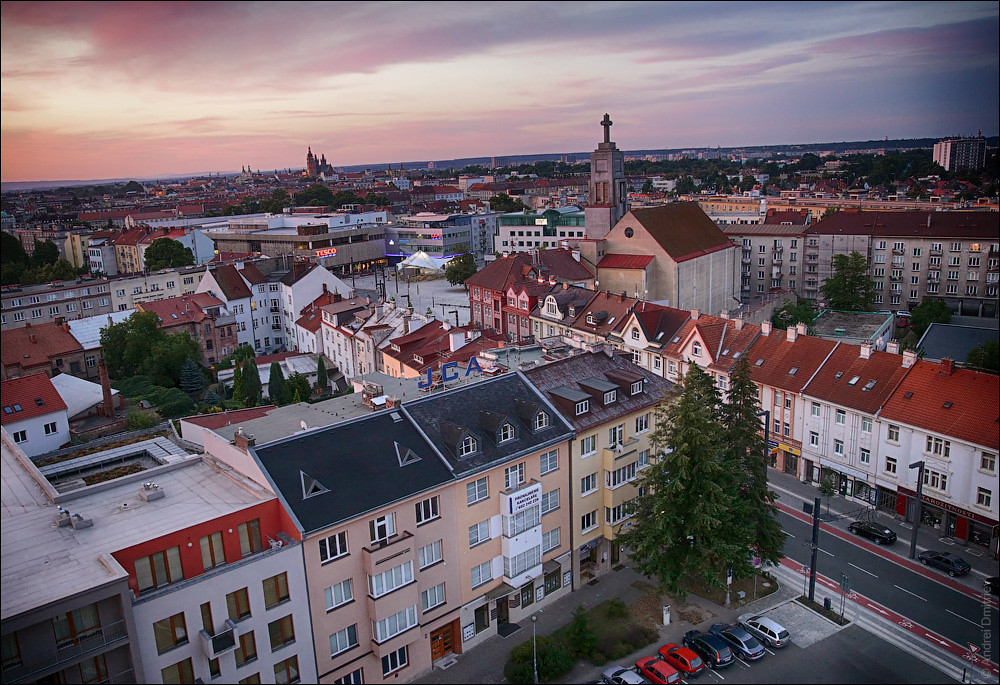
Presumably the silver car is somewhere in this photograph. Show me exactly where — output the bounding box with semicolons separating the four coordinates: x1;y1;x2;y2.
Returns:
602;664;648;684
739;615;790;648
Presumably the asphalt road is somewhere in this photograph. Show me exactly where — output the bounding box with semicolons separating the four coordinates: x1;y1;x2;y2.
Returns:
778;510;997;653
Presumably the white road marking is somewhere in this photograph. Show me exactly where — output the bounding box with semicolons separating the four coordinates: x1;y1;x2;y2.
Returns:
946;609;982;627
894;584;927;601
848;562;878;578
781;530;795;537
819;548;835;557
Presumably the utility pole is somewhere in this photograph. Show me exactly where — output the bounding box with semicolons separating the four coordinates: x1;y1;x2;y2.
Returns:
908;461;925;559
809;496;820;602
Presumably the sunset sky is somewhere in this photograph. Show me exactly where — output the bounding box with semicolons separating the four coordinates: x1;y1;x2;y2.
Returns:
2;1;997;183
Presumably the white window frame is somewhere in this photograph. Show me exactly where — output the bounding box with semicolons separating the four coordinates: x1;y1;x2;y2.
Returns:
329;624;358;657
581;473;597;496
469;520;490;547
540;489;559;515
467;477;488;505
471;561;492;589
324;580;353;611
369;561;414;598
421;583;446;612
418;540;443;569
580;435;597;456
539;449;558;475
373;605;418;643
319;531;348;564
415;497;439;525
505;463;525;490
369;513;396;545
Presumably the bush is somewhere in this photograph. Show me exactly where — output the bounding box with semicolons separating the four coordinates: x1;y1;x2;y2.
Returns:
126;410;160;430
606;598;628;619
566;605;597;659
624;625;658;650
503;636;573;684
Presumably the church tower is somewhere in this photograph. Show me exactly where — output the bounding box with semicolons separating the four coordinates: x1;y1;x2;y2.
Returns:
306;147;319;177
584;113;628;239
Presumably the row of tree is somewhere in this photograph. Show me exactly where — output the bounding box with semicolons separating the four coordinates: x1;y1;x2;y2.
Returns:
1;231;85;286
100;310;203;387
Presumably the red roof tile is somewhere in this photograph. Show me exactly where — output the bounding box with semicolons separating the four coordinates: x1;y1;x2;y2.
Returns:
1;322;83;374
807;210;997;238
879;360;998;449
802;345;910;415
746;329;838;392
182;405;277;429
209;264;252;300
597;254;654;269
1;373;68;424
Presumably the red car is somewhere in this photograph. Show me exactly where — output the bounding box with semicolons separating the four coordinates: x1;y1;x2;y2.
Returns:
658;643;706;678
636;656;681;684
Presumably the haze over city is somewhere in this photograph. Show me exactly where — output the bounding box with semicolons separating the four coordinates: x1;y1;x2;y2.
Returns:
2;0;998;183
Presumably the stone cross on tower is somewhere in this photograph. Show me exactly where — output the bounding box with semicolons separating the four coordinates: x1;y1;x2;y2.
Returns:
601;113;613;144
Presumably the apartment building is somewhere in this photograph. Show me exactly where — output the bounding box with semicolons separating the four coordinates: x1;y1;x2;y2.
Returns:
196;262;273;352
494;207;587;253
933;136;988;171
0;321;88;381
725;211;810;298
136;293;239;365
523;351;675;585
108;264;209;311
1;278;114;332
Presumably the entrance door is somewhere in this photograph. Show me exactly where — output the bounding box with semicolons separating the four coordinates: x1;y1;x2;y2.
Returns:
496;597;509;630
430;623;455;661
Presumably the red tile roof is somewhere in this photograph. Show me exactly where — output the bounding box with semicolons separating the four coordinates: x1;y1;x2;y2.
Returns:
1;322;83;375
746;328;838;392
238;263;267;285
807;210;998;238
209;264;252;300
138;293;223;327
802;345;910;415
181;405;277;429
627;203;735;263
1;373;68;424
597;254;654;270
879;360;998;449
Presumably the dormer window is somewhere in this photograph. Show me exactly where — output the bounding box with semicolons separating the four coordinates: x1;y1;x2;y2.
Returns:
631;328;640;340
587;314;596;325
533;412;550;431
631;381;642;395
604;390;617;404
692;341;702;356
498;423;515;443
459;435;478;457
575;399;589;415
546;300;558;316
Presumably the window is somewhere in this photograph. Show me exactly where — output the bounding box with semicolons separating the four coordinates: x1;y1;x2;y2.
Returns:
861;416;872;433
691;341;702;356
784;395;792;409
603;389;617;404
161;658;194;684
469;520;491;547
607;461;638;488
540;449;558;475
581;510;598;532
638;449;650;468
135;547;183;592
369;513;396;544
153;612;188;653
635;413;650;434
234;630;257;666
835;409;846;425
977;488;992;509
239;673;261;685
581;473;598;496
925;436;951;458
263;573;290;609
319;531;348;563
887;425;900;443
324;579;353;611
860;448;870;465
268;615;295;652
498;422;514;442
467;477;489;504
43;421;58;435
922;468;949;493
227;588;251;622
382;645;408;676
422;583;446;612
418;539;443;568
333;669;364;684
541;489;559;515
542;528;561;552
575;399;589;415
885;457;897;475
811;402;820;417
274;655;299;685
374;606;418;642
504;545;541;577
329;624;358;656
239;519;263;556
370;560;414;598
459;435;478;457
12;430;26;443
505;462;525;489
580;435;597;456
504;506;541;538
533;411;549;430
609;423;624;447
982;452;997;473
200;531;227;570
809;431;819;448
834;439;844;456
415;497;439;525
471;561;492;588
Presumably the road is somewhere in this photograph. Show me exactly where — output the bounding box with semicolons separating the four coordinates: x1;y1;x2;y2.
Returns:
778;509;997;655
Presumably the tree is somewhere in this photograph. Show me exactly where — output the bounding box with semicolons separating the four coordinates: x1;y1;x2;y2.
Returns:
260;189;290;214
315;356;328;392
565;605;597;659
719;358;784;569
820;252;875;311
641;179;655;194
295;183;334;207
239;358;262;407
489;193;525;213
0;232;28;265
820;207;839;221
179;357;207;395
32;239;60;266
771;298;816;331
124;180;143;194
819;475;837;515
364;192;390;207
908;298;951;338
286;372;311;403
268;362;287;404
445;252;478;286
144;238;194;271
966;340;999;372
101;310;165;380
232;360;245;405
622;364;742;596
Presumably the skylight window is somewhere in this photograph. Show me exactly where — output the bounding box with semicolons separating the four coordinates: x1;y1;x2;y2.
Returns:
834;372;843;379
301;471;329;500
862;380;877;391
942;401;953;409
655;332;665;340
755;359;765;366
34;398;46;407
848;376;860;386
788;367;799;376
904;391;913;399
733;352;741;359
672;336;680;343
722;349;730;356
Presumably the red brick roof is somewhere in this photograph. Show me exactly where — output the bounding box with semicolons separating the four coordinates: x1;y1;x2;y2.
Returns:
802;345;910;415
597;254;654;270
238;263;267;285
1;373;67;424
1;322;83;375
746;328;838;392
879;360;998;449
627;203;735;263
181;405;277;429
209;264;252;300
807;210;998;238
138;293;223;327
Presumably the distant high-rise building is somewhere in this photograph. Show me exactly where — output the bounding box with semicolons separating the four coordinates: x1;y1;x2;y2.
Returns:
584;113;628;239
933;134;987;171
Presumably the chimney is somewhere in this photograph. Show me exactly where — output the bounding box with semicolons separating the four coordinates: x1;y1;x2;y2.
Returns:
760;321;771;336
786;326;797;342
99;360;116;418
385;396;401;409
860;342;872;359
940;358;954;376
562;282;569;291
571;249;581;262
29;333;36;344
886;340;900;354
322;283;328;294
402;315;410;335
549;275;556;285
233;427;256;451
902;349;917;368
448;329;465;352
734;317;744;331
62;322;71;334
691;309;700;320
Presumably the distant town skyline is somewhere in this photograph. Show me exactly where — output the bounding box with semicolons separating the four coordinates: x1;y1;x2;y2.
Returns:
2;1;997;183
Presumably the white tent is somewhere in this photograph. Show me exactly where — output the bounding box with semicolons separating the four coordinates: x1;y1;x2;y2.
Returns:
395;251;452;272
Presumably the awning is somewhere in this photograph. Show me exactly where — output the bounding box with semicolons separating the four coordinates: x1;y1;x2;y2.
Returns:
484;582;515;600
543;559;562;575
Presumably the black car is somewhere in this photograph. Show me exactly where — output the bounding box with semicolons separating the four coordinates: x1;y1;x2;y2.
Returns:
918;550;972;577
985;576;999;596
708;623;765;661
848;520;897;545
682;630;735;669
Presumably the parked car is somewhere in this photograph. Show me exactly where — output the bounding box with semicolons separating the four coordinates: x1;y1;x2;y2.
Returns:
985;576;999;596
739;615;791;648
682;630;735;669
918;550;972;577
635;656;680;685
602;664;648;685
657;643;706;678
709;623;765;661
848;520;898;545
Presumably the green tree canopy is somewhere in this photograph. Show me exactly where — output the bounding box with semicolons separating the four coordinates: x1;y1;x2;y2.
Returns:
364;192;390;207
445;252;478;286
772;298;817;331
236;358;262;407
32;239;60;266
179;357;207;395
260;189;291;214
908;298;952;338
295;183;334;207
268;362;287;405
316;356;328;391
99;310;201;387
287;372;312;403
144;238;195;271
1;232;28;265
820;252;875;311
489;193;525;213
966;340;999;372
124;180;143;194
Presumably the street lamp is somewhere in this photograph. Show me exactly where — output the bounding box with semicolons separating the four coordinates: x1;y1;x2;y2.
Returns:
908;461;926;559
531;614;539;684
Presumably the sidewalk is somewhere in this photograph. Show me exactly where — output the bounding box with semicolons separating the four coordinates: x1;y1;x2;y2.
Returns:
766;468;999;588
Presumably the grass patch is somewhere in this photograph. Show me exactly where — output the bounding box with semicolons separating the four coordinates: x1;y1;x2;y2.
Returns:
548;600;659;667
682;571;778;607
82;463;145;485
35;431;169;467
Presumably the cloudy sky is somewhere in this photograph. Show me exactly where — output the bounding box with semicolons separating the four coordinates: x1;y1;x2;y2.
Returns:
2;1;997;182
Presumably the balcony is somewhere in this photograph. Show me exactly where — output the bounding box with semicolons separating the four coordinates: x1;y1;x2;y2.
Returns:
741;256;752;264
269;306;280;313
5;621;130;684
271;324;282;330
929;248;943;255
200;619;238;659
772;245;783;252
772;255;783;265
892;248;905;255
890;274;902;282
362;530;415;575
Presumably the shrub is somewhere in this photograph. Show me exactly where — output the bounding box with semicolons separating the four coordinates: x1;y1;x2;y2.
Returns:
624;624;658;650
566;605;597;658
503;636;573;684
606;598;628;619
126;410;159;430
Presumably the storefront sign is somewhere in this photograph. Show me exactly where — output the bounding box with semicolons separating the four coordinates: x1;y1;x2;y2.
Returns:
315;247;337;257
897;486;997;526
778;443;801;456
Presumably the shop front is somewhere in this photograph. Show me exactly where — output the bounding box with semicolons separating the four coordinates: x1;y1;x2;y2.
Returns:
770;441;802;478
897;486;999;557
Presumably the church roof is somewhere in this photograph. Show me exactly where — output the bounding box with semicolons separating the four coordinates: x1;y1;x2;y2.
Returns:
627;203;734;262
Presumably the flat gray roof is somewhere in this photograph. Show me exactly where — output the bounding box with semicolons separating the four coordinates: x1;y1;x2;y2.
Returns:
1;439;267;621
811;310;891;343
